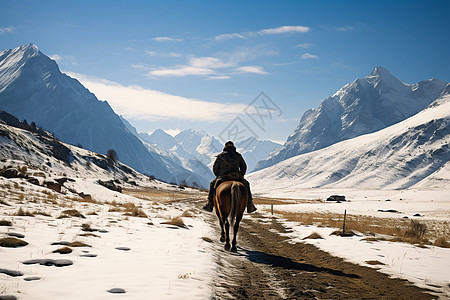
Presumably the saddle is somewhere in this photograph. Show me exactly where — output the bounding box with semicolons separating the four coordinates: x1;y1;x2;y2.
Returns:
214;172;243;189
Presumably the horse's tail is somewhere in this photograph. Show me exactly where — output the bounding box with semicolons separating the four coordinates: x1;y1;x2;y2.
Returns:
229;182;241;228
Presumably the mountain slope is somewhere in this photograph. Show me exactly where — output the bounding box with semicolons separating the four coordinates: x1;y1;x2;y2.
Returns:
248;90;450;193
255;67;448;171
0;44;204;185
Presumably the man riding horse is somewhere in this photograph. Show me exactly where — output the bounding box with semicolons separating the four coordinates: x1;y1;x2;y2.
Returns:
203;141;257;213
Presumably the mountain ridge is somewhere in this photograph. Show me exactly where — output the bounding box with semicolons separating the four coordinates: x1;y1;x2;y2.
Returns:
255;66;448;171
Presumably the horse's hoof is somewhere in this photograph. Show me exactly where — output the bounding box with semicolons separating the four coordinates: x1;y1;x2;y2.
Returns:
231;246;238;253
220;236;226;243
224;244;231;251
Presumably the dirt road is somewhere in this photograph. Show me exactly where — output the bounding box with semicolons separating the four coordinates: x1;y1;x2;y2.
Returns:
204;211;436;299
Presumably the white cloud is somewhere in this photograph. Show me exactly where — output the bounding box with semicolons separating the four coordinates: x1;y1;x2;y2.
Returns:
148;56;232;77
215;33;245;41
335;26;354;32
235;66;268;74
66;72;248;121
258;25;310;35
146;50;184;58
189;56;232;69
149;66;214;77
296;43;313;48
152;36;183;42
50;54;62;61
207;76;231;80
50;54;78;65
213;25;310;42
0;26;15;34
301;53;319;59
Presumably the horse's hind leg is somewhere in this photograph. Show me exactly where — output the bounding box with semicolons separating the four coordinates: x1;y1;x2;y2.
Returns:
231;215;242;253
224;220;231;251
218;218;226;243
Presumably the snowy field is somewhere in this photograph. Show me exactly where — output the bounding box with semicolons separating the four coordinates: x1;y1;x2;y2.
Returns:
0;177;215;299
254;187;450;298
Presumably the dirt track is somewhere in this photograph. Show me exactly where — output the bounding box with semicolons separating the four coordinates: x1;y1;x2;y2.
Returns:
205;212;436;300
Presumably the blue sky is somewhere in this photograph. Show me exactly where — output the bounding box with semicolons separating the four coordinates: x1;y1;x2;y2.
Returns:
1;0;449;143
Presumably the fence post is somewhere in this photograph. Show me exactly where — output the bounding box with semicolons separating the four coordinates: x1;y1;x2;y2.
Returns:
343;209;347;234
271;204;273;215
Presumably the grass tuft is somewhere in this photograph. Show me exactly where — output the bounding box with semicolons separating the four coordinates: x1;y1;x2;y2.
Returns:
53;247;72;254
366;260;385;266
0;237;28;248
202;236;213;243
303;232;323;239
161;216;187;228
68;241;91;247
405;220;427;240
0;220;12;226
15;207;34;217
0;199;10;206
434;237;450;248
58;209;85;219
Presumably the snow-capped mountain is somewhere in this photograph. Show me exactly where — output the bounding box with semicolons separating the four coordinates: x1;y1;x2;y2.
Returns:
0;44;205;186
175;129;223;168
0;110;146;182
249;88;450;194
255;67;448;171
235;137;281;172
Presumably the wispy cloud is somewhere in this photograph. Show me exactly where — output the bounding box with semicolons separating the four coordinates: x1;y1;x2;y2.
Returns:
296;43;313;48
145;50;183;57
301;53;319;59
152;36;183;42
149;66;214;77
235;66;268;74
66;72;247;121
0;26;15;34
258;25;310;35
335;26;354;32
148;56;233;78
215;33;245;41
214;25;310;41
50;54;78;65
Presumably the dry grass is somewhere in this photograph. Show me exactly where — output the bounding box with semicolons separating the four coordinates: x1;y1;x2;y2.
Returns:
68;241;91;247
124;207;147;218
273;210;449;247
115;202;148;218
0;199;10;206
53;247;72;254
303;232;323;239
202;236;213;243
108;207;123;212
181;209;196;217
433;237;449;248
58;209;85;219
15;207;34;217
366;260;385;266
32;210;51;217
79;233;100;238
161;216;187;228
0;237;28;247
0;220;12;226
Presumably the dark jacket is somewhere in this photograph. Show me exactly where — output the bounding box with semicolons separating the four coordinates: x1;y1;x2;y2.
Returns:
213;145;247;177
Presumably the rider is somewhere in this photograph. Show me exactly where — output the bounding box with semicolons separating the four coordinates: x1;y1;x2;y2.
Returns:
203;141;257;213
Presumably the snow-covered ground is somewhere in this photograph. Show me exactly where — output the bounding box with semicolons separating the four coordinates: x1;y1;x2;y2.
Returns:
254;187;450;298
0;177;215;299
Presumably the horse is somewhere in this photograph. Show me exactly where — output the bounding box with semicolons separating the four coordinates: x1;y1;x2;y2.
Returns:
214;181;248;253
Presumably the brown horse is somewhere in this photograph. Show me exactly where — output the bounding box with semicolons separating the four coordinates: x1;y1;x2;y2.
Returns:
214;181;248;252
